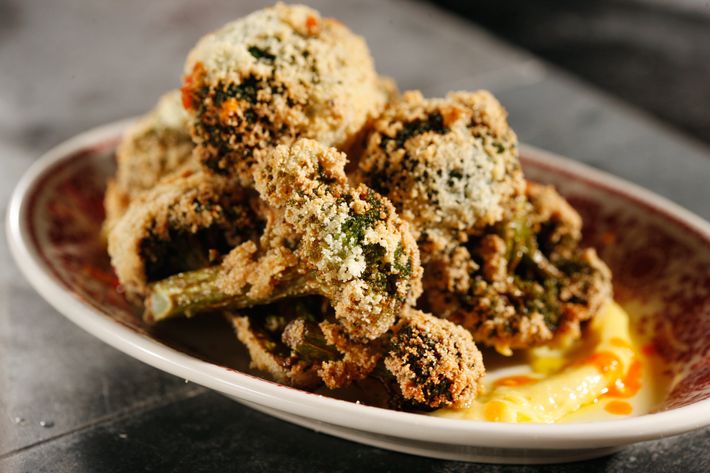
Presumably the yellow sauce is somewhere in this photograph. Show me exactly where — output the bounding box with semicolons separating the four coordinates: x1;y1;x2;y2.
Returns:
433;302;668;423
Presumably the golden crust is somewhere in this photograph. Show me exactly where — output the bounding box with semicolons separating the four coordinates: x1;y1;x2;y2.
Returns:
229;300;483;405
107;170;262;297
357;90;524;261
103;178;131;234
317;320;382;389
217;241;300;304
384;307;485;409
245;138;422;340
229;297;380;391
229;313;321;388
182;3;388;185
526;181;582;248
104;90;195;233
424;182;612;353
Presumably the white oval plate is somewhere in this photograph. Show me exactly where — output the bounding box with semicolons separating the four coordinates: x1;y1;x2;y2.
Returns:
7;120;710;464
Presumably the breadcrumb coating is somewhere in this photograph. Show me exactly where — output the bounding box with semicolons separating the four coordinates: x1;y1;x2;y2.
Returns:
108;170;262;297
316;320;382;389
357;90;524;260
104;91;195;232
228;298;483;407
424;182;612;353
229;313;321;388
229;297;380;390
225;138;422;341
182;3;388;185
384;307;485;409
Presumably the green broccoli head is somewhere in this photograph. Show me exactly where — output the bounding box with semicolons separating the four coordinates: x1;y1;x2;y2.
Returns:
383;308;485;409
356;90;524;261
254;139;423;341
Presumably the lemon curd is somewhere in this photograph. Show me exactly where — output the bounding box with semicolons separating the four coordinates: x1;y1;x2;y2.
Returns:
434;302;668;423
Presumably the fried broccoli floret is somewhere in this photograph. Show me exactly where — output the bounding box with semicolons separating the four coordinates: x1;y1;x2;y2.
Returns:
229;300;484;409
228;297;335;388
355;89;610;352
146;139;422;341
381;307;485;409
107;170;263;298
425;182;612;354
181;3;389;186
231;296;383;390
356;90;524;261
104;90;195;232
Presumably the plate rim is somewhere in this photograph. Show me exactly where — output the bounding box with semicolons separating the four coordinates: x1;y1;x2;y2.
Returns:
7;119;710;451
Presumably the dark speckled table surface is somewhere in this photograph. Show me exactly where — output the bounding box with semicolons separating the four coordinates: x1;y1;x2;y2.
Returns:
1;1;709;471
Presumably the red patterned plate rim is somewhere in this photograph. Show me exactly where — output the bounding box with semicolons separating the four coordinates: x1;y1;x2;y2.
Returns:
6;119;710;452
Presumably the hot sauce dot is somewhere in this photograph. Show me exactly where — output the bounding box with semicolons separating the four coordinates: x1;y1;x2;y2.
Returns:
441;105;462;127
493;375;537;388
180;86;194;110
305;15;320;34
605;400;632;415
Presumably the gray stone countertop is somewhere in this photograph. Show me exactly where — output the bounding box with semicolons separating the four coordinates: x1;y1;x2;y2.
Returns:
1;0;708;471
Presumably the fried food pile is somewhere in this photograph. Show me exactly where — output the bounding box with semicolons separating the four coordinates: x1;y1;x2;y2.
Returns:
106;3;611;411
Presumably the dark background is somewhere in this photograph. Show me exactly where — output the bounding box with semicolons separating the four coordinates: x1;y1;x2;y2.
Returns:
427;0;710;147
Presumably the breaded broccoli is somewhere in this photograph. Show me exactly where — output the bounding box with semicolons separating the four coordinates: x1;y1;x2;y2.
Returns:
356;90;524;261
181;3;389;186
355;90;610;352
228;297;333;388
425;182;612;354
146;139;422;341
104;90;195;232
229;300;484;409
108;170;263;298
382;307;485;409
231;296;383;389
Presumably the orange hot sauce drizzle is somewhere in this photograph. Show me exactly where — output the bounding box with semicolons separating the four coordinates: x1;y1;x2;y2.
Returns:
606;359;643;398
493;375;538;388
581;351;624;377
480;326;646;422
580;343;643;416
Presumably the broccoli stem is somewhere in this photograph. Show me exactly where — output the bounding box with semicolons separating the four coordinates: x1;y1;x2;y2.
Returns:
282;318;340;362
503;199;562;279
146;265;311;323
